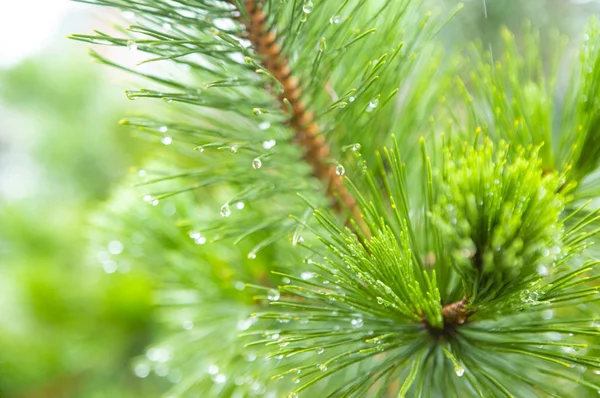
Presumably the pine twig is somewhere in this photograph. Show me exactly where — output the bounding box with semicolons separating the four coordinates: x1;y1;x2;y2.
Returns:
233;0;365;232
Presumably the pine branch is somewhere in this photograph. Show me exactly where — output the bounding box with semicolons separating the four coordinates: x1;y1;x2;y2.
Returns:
232;0;363;231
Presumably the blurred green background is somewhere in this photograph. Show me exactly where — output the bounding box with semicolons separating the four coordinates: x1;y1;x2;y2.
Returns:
0;0;599;397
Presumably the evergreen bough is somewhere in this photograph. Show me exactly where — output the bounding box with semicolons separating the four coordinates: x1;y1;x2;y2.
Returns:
72;1;600;396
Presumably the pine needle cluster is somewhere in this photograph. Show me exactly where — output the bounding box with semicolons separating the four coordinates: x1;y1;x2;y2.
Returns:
72;0;600;396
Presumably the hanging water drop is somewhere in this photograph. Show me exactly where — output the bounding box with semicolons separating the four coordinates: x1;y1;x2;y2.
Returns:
455;365;465;377
182;320;194;330
329;15;341;24
259;121;271;130
230;145;238;154
158;126;168;133
247;251;257;259
252;158;262;169
263;139;276;149
220;203;231;217
161;136;173;145
301;271;314;280
366;97;379;112
127;40;138;51
335;164;345;176
189;231;207;245
253;108;263;116
195;146;205;153
302;0;313;14
164;97;173;103
267;289;280;301
235;202;245;210
351;318;364;328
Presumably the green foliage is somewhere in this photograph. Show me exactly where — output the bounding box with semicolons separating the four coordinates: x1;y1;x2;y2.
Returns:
435;141;565;292
69;0;600;397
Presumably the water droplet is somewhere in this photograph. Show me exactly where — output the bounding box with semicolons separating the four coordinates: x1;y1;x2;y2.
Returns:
189;231;206;245
108;240;124;255
247;251;257;260
316;347;325;354
158;126;168;133
335;164;345;176
161;136;172;146
349;96;355;102
352;143;361;151
229;145;238;153
252;158;262;169
143;195;159;206
301;271;314;280
253;108;263;116
164;97;173;103
290;393;299;398
263;139;276;149
235;201;245;210
302;0;313;13
537;264;549;276
234;281;245;291
134;363;150;378
329;15;341;24
351;318;363;328
195;146;205;152
162;22;172;31
213;374;227;384
455;365;465;377
146;347;171;363
259;121;271;130
208;365;219;375
220;203;231;217
137;169;147;177
541;248;551;257
182;320;194;330
268;289;280;301
127;40;138;51
282;277;291;285
541;310;553;320
238;318;253;331
318;363;328;372
366;97;379;112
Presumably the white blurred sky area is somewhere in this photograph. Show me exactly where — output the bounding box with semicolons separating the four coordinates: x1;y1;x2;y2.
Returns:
0;0;74;67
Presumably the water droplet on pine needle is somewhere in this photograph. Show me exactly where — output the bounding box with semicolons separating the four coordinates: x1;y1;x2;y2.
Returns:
127;40;138;51
329;15;341;24
455;365;465;377
161;136;172;145
301;271;314;280
220;203;231;217
335;164;345;176
267;289;280;301
263;139;276;149
252;158;262;169
302;0;313;14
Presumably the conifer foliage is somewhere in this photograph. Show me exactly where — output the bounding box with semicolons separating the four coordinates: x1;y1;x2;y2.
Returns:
73;0;600;396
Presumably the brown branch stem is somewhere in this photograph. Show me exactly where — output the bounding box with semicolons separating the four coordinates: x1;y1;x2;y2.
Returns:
233;0;365;234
